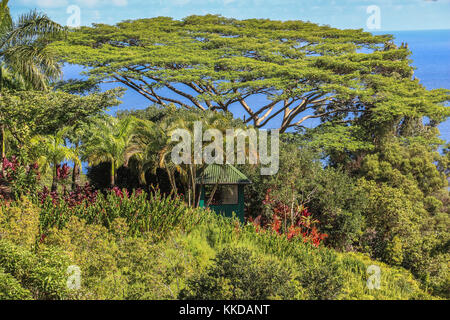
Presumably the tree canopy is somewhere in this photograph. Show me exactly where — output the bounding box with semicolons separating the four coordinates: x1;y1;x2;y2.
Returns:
53;15;448;132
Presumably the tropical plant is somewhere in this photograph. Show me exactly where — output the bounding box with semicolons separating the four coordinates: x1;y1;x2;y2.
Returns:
30;127;81;191
0;156;39;198
0;0;66;157
179;246;301;300
82;115;135;187
127;107;246;205
38;186;206;239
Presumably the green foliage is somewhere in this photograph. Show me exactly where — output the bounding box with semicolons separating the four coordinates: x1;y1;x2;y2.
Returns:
183;212;434;300
0;9;448;302
0;196;40;249
0;267;32;300
243;142;366;250
300;123;374;155
357;178;449;297
0;4;66;91
82;115;135;186
308;167;367;250
360;138;447;196
54;15;448;132
41;215;201;299
0;157;40;198
0;240;71;300
179;246;301;300
295;249;343;300
0;88;123;138
0;196;438;300
39;189;206;239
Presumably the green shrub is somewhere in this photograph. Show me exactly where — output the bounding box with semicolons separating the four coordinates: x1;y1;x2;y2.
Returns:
0;240;71;300
193;216;433;300
41;216;201;300
242;145;366;250
295;249;344;300
0;267;32;300
179;246;302;300
0;187;439;300
0;197;40;249
39;189;206;239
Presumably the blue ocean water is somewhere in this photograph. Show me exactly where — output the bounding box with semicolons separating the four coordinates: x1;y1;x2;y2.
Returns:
62;29;450;142
384;30;450;143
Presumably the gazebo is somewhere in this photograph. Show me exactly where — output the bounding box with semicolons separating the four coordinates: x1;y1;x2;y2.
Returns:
196;164;252;222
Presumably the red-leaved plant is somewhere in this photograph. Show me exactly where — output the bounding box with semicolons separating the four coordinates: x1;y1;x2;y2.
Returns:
249;189;328;247
0;156;40;199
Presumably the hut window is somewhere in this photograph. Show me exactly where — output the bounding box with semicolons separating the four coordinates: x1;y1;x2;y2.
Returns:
204;185;239;205
221;185;239;205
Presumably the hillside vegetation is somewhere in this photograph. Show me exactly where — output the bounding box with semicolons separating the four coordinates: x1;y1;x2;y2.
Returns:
0;192;438;300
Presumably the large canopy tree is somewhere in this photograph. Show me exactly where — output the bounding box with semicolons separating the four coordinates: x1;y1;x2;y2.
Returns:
54;15;448;132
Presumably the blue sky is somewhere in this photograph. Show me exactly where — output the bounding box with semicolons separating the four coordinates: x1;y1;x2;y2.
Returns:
11;0;450;31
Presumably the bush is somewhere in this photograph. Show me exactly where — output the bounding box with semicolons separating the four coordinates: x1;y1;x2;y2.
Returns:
242;145;366;251
357;178;449;297
0;198;437;300
38;187;206;239
295;249;344;300
41;216;201;300
0;196;40;249
0;267;32;300
0;240;71;300
179;246;302;300
0;157;40;200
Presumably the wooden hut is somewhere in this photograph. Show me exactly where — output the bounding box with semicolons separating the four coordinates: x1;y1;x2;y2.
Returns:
196;164;251;222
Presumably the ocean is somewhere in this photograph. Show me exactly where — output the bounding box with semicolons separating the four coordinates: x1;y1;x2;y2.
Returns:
384;30;450;143
62;29;450;143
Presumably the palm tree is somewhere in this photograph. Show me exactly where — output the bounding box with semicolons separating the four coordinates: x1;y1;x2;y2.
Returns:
64;120;92;190
82;116;135;187
0;0;65;158
127;117;184;195
127;110;242;206
30;127;81;191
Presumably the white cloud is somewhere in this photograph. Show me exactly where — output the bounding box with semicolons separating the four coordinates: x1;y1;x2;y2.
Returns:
19;0;68;8
112;0;128;6
19;0;128;8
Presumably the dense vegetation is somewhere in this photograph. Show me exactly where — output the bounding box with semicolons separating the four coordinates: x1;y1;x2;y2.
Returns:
0;3;448;300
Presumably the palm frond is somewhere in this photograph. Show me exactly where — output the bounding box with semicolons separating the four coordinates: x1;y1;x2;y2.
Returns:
1;10;66;48
2;42;61;89
0;0;12;35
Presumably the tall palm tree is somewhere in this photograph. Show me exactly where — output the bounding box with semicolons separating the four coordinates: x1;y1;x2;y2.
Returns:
0;0;65;158
64;120;93;190
127;117;184;195
82;116;135;187
30;127;81;191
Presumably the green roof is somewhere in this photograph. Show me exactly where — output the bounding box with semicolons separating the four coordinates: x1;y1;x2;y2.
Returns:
196;164;252;185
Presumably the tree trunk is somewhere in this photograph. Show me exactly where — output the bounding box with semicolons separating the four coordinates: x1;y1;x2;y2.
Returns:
51;163;58;192
110;161;115;187
1;124;5;159
206;182;219;207
166;167;177;195
72;162;80;190
189;164;196;207
0;125;5;177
